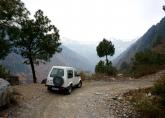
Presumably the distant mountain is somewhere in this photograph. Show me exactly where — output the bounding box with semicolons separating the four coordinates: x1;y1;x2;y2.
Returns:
62;37;98;66
35;45;94;80
0;45;93;82
113;17;165;69
62;37;134;66
110;38;135;59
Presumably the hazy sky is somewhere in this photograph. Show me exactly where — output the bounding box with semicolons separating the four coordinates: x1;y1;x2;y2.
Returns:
22;0;164;44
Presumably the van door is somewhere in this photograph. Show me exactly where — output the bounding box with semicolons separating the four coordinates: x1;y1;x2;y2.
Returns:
67;70;74;86
74;70;80;85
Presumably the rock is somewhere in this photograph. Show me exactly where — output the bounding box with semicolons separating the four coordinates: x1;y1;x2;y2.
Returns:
128;77;134;80
147;92;152;97
0;112;9;118
118;96;123;101
0;78;11;107
111;78;116;81
41;79;47;84
111;96;118;100
95;92;103;95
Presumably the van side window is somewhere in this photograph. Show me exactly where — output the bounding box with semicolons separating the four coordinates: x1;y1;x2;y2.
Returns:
67;70;73;79
74;71;80;77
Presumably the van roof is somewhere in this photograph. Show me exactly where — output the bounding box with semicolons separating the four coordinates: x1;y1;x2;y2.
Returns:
52;66;74;69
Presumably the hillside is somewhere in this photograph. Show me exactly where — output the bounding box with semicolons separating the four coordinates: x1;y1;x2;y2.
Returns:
113;17;165;69
0;45;93;82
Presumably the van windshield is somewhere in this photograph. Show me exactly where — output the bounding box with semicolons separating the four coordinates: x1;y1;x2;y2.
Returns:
50;68;64;77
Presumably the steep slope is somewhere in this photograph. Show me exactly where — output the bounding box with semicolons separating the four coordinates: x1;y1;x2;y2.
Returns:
0;45;93;82
113;17;165;69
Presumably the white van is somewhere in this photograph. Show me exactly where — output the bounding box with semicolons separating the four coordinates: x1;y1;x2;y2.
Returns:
46;66;82;94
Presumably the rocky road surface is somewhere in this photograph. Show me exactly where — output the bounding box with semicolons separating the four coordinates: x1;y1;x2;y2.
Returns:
4;70;165;118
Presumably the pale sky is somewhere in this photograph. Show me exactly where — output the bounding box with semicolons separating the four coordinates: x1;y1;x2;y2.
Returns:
22;0;165;44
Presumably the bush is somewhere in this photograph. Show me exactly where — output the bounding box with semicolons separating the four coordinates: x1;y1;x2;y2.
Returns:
132;65;162;78
135;96;164;118
131;50;165;78
152;76;165;97
152;75;165;106
95;60;105;73
95;60;117;76
128;76;165;118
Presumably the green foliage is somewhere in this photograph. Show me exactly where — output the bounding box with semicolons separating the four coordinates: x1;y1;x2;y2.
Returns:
0;0;29;59
0;0;29;23
133;50;165;65
96;38;115;64
0;38;11;59
131;50;165;78
95;60;117;76
13;10;61;64
153;35;163;47
95;60;105;73
163;5;165;11
119;61;131;73
95;38;116;76
152;76;165;105
0;65;10;78
135;96;164;118
12;10;61;83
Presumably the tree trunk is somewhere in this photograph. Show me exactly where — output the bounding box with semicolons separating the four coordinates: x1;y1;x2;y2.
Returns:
106;55;108;65
29;57;37;83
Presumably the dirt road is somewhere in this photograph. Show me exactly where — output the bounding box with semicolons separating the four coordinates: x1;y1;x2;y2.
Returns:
7;70;165;118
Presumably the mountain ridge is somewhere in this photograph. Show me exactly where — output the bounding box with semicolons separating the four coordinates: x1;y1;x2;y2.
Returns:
113;16;165;69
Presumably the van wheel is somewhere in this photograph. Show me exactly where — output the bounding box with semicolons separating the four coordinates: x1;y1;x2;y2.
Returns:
47;86;52;91
66;86;72;95
77;81;82;88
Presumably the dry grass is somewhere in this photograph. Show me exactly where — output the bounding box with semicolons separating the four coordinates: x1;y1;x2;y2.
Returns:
124;76;165;118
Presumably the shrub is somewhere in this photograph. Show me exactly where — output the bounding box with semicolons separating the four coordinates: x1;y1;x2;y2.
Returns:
95;60;117;76
135;96;164;118
95;60;105;73
132;65;161;78
128;76;165;118
131;50;165;78
152;75;165;106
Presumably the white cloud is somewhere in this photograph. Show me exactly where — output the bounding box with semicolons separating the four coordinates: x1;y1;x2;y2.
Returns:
22;0;165;44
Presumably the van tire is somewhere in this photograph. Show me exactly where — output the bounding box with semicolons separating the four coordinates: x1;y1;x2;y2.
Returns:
77;81;82;88
53;76;64;87
66;85;72;95
47;86;52;91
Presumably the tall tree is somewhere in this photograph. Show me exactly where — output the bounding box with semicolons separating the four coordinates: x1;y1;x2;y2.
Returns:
0;0;29;59
96;38;115;64
12;10;61;83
